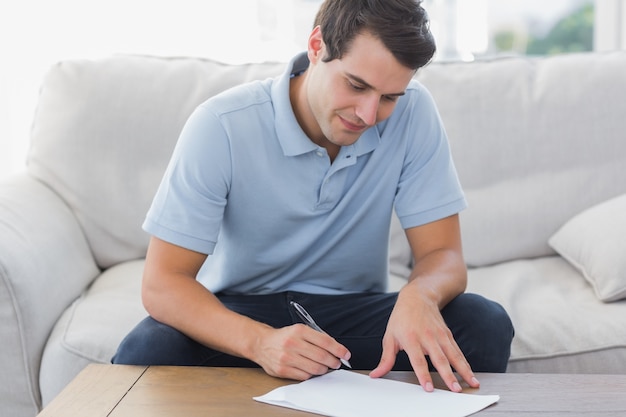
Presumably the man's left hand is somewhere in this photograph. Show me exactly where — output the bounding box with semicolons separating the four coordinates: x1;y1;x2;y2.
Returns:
369;286;480;392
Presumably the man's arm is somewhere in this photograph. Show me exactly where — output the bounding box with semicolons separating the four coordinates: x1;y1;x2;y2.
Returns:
369;214;480;392
141;236;350;380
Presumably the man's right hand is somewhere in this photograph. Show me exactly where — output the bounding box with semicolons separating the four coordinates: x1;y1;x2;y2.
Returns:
252;323;351;380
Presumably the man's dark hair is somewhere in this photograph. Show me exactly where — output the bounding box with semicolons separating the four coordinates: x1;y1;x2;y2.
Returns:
313;0;436;70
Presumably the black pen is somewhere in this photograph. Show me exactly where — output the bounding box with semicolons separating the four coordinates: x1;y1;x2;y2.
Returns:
290;301;352;369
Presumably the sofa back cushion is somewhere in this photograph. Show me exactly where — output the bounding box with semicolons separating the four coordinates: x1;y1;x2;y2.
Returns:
27;52;626;269
28;56;284;268
416;51;626;266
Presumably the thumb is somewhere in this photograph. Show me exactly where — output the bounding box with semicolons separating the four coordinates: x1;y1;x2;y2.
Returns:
369;339;397;378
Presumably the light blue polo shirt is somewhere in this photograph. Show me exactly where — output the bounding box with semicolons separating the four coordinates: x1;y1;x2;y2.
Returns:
143;53;466;295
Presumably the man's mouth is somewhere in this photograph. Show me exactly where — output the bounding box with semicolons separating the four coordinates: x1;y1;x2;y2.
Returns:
339;116;368;132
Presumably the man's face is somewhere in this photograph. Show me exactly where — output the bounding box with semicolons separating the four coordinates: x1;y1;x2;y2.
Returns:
303;28;416;150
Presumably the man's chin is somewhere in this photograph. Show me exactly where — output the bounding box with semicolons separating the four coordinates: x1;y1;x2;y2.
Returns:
330;138;360;148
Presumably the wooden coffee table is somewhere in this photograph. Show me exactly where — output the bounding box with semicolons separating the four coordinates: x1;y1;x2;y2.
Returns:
37;364;626;416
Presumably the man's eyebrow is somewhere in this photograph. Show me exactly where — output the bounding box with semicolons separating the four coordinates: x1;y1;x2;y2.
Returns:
347;73;406;97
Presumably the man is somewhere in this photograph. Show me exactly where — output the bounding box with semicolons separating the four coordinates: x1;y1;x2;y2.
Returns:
113;0;514;393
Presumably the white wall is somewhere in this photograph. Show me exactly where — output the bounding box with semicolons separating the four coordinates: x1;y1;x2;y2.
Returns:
0;0;319;179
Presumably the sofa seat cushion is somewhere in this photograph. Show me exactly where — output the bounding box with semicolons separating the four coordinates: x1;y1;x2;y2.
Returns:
39;260;147;406
549;193;626;302
467;256;626;374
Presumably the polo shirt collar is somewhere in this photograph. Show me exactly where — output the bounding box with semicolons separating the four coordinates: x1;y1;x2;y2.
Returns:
272;52;381;158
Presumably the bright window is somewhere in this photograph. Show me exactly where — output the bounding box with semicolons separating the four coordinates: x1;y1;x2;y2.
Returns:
424;0;595;61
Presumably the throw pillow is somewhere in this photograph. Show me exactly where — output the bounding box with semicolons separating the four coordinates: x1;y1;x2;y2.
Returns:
548;193;626;302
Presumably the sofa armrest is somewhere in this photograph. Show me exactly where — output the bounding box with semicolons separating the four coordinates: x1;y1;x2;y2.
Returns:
0;173;100;415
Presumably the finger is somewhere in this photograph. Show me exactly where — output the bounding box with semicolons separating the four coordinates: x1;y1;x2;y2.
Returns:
261;325;332;378
301;344;343;372
259;342;324;381
440;339;480;389
369;338;397;378
295;325;349;371
274;349;332;379
266;363;316;381
426;344;462;392
405;346;435;392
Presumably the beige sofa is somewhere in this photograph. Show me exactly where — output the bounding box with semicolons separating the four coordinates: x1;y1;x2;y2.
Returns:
2;51;626;417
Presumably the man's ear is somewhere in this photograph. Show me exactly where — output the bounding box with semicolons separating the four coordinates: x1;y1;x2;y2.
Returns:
307;25;324;64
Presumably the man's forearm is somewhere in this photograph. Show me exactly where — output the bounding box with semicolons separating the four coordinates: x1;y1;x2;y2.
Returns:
403;215;467;308
404;247;467;308
143;271;271;360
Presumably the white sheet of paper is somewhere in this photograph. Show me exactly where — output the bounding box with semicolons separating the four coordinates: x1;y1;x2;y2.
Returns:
254;370;499;417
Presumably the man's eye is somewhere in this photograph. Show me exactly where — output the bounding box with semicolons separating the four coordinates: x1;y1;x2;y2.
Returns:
349;82;365;91
383;95;399;102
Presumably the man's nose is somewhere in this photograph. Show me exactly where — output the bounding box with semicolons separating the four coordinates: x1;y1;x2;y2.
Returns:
355;95;379;127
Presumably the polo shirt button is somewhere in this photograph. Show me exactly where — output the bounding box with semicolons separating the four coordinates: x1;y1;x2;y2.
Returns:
316;151;324;157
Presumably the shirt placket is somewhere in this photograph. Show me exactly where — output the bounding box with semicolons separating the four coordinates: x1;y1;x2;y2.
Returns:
315;147;356;210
